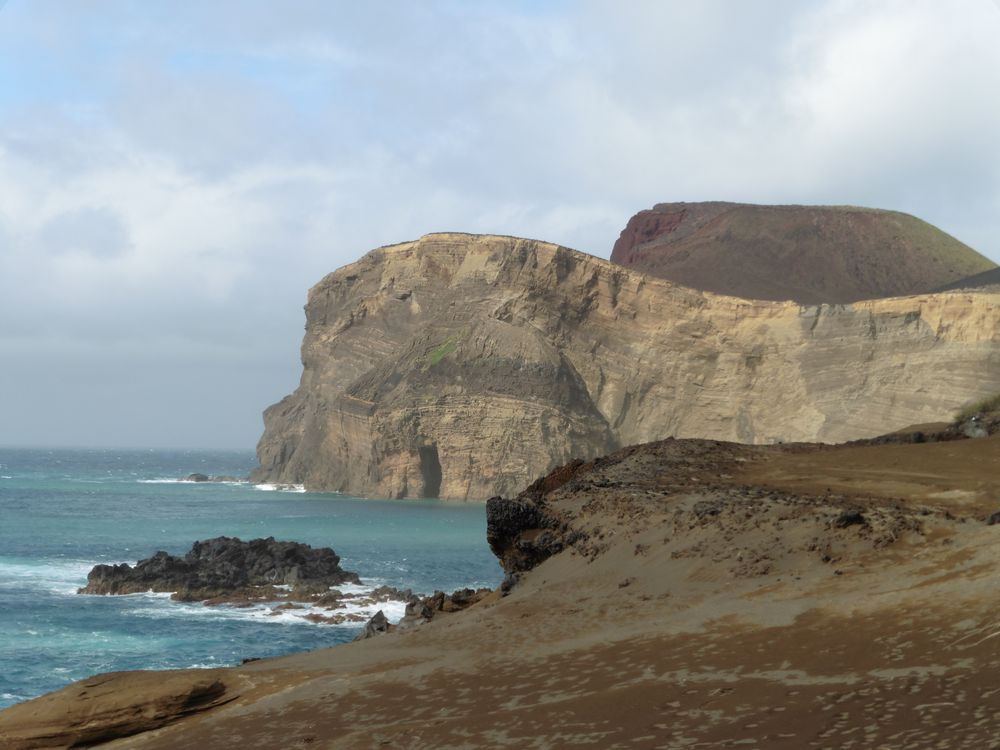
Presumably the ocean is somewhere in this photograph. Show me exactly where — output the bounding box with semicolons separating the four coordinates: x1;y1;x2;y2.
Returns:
0;447;501;710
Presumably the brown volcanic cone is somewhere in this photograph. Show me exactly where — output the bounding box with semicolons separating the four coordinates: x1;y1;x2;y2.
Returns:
935;265;1000;293
611;202;996;303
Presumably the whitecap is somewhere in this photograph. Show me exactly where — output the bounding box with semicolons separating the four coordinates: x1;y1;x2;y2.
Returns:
1;475;12;479
139;478;248;486
254;483;306;493
119;581;407;627
0;558;101;595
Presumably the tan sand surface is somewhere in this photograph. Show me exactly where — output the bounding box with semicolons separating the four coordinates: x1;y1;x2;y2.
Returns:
3;434;1000;748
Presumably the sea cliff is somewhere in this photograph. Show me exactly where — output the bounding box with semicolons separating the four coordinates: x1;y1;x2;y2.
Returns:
252;232;1000;499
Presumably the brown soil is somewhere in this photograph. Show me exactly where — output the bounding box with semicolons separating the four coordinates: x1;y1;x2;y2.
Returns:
3;434;1000;748
935;266;1000;293
611;202;996;303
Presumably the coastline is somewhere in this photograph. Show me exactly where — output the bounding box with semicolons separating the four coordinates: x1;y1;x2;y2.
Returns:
5;430;1000;747
0;449;498;713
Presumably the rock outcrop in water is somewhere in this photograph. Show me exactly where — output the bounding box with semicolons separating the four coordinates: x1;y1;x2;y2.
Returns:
79;537;361;600
251;232;1000;500
610;202;996;303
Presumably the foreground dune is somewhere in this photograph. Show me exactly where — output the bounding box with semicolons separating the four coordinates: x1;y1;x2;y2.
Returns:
4;429;1000;748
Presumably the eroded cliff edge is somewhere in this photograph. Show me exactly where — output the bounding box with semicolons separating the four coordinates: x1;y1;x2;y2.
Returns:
252;232;1000;499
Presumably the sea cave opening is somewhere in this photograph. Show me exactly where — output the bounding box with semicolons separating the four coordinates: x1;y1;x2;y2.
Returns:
418;445;442;499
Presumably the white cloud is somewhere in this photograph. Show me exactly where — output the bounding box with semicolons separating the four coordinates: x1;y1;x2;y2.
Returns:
0;0;998;448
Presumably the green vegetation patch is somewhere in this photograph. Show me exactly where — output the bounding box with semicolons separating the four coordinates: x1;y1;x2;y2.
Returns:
955;392;1000;422
426;338;458;367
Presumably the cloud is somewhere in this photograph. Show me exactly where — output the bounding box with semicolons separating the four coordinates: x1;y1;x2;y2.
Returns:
0;0;998;448
36;206;130;259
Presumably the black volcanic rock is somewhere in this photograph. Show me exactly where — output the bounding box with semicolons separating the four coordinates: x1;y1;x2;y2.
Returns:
354;610;390;640
485;495;571;584
354;587;493;639
834;510;868;529
79;536;361;599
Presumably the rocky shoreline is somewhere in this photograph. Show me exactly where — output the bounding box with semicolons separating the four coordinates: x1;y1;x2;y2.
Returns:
78;535;493;631
4;414;1000;748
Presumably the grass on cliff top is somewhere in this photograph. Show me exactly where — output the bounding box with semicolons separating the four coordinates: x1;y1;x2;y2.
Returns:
426;339;458;367
955;393;1000;422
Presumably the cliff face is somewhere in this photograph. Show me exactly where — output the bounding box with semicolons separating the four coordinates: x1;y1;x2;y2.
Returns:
611;202;997;303
253;232;1000;500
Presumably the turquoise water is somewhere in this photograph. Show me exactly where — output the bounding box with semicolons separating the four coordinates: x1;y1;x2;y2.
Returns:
0;448;501;710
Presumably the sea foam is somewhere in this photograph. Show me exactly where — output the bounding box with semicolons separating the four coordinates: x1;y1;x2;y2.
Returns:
0;558;98;596
253;483;306;493
118;581;406;627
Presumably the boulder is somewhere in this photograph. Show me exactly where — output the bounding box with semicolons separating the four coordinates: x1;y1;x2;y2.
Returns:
354;610;390;640
834;510;868;529
0;670;233;749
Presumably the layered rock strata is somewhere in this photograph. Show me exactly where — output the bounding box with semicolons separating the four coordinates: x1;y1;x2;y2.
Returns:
252;232;1000;499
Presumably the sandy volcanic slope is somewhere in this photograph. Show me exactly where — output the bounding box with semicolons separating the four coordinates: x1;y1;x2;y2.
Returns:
610;202;997;304
4;435;1000;749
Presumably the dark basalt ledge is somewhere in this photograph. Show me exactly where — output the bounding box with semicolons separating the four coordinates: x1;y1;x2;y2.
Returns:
78;536;361;601
79;536;497;633
486;457;595;590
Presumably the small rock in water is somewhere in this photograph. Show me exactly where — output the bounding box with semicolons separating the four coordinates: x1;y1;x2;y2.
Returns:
186;473;210;482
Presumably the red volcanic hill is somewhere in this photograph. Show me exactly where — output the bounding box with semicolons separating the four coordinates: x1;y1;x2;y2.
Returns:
610;202;997;304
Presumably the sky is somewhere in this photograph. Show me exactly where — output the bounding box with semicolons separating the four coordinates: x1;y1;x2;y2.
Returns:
1;0;999;450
